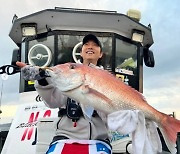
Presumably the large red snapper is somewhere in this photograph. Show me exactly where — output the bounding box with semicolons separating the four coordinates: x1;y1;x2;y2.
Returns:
46;63;180;153
16;61;180;154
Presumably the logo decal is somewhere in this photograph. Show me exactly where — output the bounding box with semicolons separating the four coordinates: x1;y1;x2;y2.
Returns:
19;110;51;141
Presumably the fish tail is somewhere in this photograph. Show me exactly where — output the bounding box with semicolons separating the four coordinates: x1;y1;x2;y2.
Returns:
159;114;180;154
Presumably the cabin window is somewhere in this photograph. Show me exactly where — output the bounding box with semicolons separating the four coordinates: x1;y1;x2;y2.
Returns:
115;38;137;76
99;37;112;71
57;34;113;70
28;35;54;67
57;35;82;64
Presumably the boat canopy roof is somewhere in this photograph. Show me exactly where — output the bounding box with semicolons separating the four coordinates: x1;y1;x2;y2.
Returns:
9;7;153;47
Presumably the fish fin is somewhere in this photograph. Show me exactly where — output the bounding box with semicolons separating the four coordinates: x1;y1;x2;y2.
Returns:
81;85;113;107
159;114;180;154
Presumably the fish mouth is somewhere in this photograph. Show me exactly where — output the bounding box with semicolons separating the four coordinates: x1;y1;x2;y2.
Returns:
38;67;53;78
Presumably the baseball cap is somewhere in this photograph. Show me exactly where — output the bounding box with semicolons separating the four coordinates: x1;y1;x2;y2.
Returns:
82;34;102;49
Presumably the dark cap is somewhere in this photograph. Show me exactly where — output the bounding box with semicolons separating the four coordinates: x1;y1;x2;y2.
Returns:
82;34;102;49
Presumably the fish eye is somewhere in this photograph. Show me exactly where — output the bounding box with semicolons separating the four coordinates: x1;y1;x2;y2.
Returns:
70;64;76;69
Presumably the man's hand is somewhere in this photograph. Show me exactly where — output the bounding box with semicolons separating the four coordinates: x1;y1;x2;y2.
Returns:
16;61;47;81
16;61;27;68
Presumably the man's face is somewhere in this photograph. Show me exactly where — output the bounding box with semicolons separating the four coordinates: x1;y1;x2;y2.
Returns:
81;40;103;62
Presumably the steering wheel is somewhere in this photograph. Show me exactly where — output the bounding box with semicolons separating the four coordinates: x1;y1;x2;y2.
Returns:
72;42;82;63
28;44;52;67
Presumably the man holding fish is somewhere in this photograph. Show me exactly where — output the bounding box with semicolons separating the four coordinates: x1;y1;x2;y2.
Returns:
16;34;180;154
17;34;112;154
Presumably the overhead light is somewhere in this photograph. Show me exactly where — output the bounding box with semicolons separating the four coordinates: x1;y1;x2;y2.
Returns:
21;23;37;37
131;29;145;43
127;9;141;22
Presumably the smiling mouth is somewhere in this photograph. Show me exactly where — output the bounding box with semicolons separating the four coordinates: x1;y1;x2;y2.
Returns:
86;51;94;54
